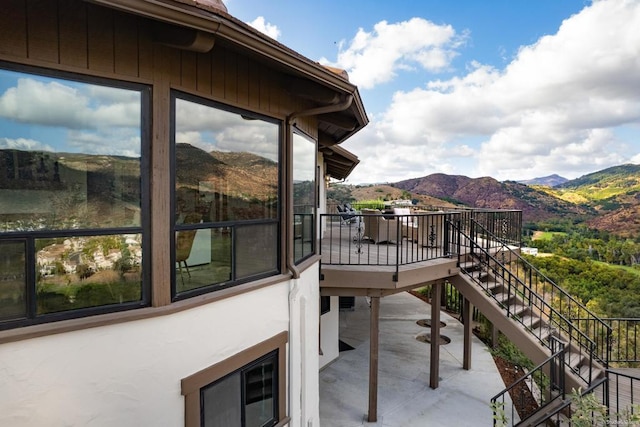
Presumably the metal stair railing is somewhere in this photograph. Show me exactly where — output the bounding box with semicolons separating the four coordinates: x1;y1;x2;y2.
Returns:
467;218;611;369
534;368;640;426
450;219;602;385
491;336;566;426
530;376;609;426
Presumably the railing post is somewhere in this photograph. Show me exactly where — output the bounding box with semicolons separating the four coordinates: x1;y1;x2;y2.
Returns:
443;215;450;256
394;219;400;281
604;369;610;416
606;324;612;368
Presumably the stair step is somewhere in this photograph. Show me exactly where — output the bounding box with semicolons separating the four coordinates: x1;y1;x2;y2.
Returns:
484;280;502;291
466;269;488;281
518;314;542;330
506;303;528;316
576;364;603;382
530;324;554;341
459;261;479;271
565;352;583;369
493;292;511;304
517;397;569;427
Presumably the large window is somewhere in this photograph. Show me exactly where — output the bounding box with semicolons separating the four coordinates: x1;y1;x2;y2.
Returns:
0;64;149;329
172;93;280;298
292;131;316;263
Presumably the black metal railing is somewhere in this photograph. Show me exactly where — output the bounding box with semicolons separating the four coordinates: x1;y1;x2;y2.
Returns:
491;336;566;426
458;208;522;248
327;203;522;245
472;218;611;368
606;369;640;422
453;219;604;385
320;212;461;272
531;376;608;426
574;318;639;366
534;369;640;426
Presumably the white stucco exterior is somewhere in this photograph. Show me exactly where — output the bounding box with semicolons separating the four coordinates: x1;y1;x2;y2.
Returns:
319;296;340;368
0;265;322;427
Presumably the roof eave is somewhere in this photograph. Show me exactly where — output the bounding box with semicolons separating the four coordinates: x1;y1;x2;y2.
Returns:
85;0;368;134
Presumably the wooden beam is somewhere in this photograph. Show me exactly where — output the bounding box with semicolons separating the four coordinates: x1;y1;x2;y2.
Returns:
368;296;380;422
463;297;472;370
491;322;499;349
430;283;441;389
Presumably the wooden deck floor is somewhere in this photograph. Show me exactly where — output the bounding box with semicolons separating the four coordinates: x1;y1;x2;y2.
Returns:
600;368;640;416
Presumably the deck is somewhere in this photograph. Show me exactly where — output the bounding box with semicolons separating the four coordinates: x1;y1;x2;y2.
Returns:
319;220;460;295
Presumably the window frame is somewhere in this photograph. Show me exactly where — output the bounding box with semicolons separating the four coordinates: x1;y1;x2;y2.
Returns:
181;331;289;427
291;128;317;264
0;61;151;330
170;91;282;301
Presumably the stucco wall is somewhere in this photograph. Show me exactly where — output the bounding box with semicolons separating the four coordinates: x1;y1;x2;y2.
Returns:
0;280;306;426
319;296;340;368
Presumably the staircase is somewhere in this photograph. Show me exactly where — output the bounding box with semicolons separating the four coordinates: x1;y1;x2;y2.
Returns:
448;219;612;426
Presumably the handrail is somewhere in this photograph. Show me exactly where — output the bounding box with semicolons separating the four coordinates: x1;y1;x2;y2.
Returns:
325;204;522;246
574;317;639;366
320;212;460;269
451;220;601;385
531;376;609;426
491;336;566;426
536;368;640;425
467;218;611;368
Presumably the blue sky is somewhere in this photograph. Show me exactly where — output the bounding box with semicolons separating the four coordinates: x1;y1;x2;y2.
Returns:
228;0;640;184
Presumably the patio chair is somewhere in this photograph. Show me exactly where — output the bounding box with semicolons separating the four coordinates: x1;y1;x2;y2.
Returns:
393;207;413;237
361;209;399;244
175;212;201;285
176;229;197;285
337;204;357;225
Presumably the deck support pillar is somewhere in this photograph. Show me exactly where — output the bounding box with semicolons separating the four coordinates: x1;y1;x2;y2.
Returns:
368;296;380;422
430;282;441;389
463;296;472;370
490;322;499;348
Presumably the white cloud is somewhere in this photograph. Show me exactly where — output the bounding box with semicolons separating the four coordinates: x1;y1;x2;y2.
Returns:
68;130;141;157
0;75;142;157
0;137;54;152
175;98;279;161
0;77;140;129
344;0;640;183
322;17;465;90
247;16;281;40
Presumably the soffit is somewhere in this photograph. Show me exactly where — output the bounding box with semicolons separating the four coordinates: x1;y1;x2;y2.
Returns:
323;144;359;181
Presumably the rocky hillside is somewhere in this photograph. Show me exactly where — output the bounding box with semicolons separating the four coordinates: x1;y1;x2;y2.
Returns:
392;174;589;223
518;174;568;187
176;144;278;200
551;164;640;236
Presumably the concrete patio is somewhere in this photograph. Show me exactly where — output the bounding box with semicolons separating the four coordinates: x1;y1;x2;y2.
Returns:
319;292;513;426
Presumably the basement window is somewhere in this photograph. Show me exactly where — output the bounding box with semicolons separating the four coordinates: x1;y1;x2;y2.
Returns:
181;331;288;427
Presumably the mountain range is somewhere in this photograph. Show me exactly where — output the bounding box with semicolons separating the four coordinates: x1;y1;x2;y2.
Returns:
341;164;640;237
518;174;568;187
